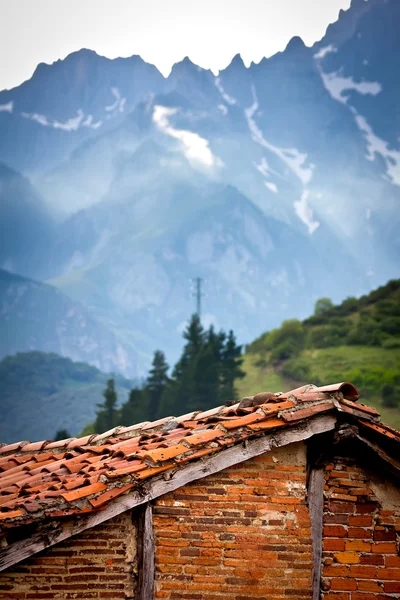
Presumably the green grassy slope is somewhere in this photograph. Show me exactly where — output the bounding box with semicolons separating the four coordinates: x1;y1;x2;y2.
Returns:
237;280;400;430
0;352;134;444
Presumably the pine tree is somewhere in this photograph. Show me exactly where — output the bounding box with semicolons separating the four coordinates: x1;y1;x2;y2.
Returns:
54;428;71;441
95;379;118;433
220;330;245;403
182;314;204;360
146;350;169;419
120;387;146;426
167;314;205;414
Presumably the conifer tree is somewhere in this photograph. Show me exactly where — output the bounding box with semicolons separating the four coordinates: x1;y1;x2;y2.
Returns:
167;314;205;413
220;330;245;403
119;387;145;426
95;378;118;433
146;350;169;419
54;428;71;441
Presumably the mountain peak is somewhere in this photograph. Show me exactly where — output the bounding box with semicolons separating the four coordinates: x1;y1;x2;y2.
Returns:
285;36;307;52
230;53;245;68
171;56;197;71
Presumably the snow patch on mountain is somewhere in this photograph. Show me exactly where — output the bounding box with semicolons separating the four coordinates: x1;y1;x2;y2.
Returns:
355;114;400;186
215;78;237;105
254;157;270;177
21;112;50;126
0;101;13;113
53;110;85;131
294;190;320;235
82;115;102;129
246;86;313;185
21;109;102;131
314;45;337;60
153;105;221;168
105;88;125;113
321;71;382;104
265;181;278;194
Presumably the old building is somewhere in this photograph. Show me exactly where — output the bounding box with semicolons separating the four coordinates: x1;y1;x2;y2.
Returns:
0;382;399;600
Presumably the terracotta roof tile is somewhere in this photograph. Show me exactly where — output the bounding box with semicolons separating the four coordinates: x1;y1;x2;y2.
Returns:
0;509;24;520
61;482;107;502
219;412;264;429
0;442;29;455
174;447;217;464
20;441;51;453
247;418;287;431
184;428;225;446
105;463;147;478
358;420;400;441
143;443;189;463
134;463;175;480
88;484;134;508
0;381;398;533
281;401;335;422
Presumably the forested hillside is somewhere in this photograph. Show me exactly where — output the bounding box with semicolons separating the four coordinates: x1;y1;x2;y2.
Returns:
0;352;133;443
238;280;400;428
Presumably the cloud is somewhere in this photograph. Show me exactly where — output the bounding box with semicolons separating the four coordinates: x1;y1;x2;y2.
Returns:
153;105;221;168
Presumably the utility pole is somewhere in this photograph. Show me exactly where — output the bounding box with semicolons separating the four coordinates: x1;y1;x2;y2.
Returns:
191;277;204;318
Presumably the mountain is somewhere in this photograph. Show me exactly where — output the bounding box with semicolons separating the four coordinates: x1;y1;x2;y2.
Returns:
0;0;399;376
238;279;400;430
0;269;139;375
0;50;165;175
42;173;365;368
0;163;55;276
0;351;134;443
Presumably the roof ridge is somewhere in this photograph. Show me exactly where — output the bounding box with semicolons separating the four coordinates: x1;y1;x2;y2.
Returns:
0;381;376;456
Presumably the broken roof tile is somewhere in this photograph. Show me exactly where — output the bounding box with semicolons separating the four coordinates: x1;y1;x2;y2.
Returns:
143;443;189;464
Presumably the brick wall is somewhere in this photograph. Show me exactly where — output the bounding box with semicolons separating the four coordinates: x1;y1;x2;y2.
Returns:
0;512;137;600
152;441;313;600
321;456;400;600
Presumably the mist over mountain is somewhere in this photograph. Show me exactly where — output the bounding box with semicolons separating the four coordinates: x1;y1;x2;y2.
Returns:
1;0;399;376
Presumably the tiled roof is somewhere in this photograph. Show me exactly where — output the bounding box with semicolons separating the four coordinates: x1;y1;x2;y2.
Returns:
0;382;398;534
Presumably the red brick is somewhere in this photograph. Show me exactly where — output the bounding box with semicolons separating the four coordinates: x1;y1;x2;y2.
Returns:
331;578;357;591
384;582;400;593
323;525;347;538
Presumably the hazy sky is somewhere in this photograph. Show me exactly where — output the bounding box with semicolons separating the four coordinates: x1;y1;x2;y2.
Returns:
0;0;351;90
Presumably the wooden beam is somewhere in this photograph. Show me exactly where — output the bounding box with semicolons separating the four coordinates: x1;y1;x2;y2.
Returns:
308;467;324;600
137;503;154;600
0;414;337;572
354;433;400;481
